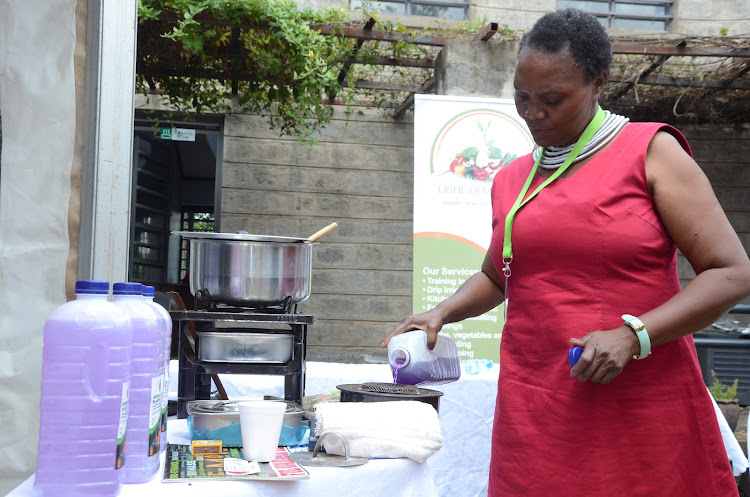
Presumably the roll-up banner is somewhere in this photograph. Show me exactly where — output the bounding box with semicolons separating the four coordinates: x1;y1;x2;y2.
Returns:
413;95;533;363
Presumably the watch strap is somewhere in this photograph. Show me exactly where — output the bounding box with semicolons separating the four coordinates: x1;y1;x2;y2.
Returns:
622;314;651;359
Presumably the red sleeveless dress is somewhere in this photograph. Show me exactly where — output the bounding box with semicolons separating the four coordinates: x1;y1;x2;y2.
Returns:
488;123;737;496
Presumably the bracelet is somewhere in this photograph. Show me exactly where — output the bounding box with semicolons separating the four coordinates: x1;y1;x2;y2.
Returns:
621;314;651;360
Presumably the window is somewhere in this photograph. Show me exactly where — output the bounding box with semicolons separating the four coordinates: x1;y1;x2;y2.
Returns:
179;209;214;282
558;0;672;31
350;0;468;20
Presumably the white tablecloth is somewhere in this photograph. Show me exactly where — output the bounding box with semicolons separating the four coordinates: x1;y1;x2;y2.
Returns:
211;361;497;497
8;416;437;497
207;361;747;493
16;361;740;497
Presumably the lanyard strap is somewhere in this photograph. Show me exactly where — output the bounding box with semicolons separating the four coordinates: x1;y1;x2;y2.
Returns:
501;106;605;276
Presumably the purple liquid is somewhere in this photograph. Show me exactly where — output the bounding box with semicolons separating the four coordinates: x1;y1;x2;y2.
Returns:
112;294;163;483
392;362;405;385
143;293;172;454
396;356;461;385
34;292;132;497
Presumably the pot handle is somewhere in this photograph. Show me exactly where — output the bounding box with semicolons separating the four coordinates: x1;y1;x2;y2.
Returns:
307;222;338;242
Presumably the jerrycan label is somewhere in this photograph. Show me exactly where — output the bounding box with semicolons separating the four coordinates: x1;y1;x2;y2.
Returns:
161;371;169;433
148;375;163;455
116;381;130;469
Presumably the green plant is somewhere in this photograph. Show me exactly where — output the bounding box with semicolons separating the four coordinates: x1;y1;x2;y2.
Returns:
138;0;358;145
708;370;739;401
136;0;514;145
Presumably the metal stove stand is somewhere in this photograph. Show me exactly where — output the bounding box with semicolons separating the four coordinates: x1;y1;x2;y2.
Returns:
170;308;314;418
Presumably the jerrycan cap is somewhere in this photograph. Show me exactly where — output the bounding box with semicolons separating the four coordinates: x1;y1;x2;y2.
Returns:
113;282;144;295
568;346;583;367
75;280;109;295
389;348;411;368
142;285;155;297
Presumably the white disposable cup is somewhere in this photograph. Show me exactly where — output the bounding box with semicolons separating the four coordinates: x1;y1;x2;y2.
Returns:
238;400;286;462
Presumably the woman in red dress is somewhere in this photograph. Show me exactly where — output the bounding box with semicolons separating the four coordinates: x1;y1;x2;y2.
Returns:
384;9;750;496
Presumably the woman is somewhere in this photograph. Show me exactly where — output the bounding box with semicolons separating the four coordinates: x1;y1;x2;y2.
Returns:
382;9;750;496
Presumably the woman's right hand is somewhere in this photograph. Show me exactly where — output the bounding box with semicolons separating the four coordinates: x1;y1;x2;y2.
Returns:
381;250;506;350
381;308;446;349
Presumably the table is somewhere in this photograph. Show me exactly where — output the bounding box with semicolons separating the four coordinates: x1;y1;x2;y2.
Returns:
211;361;748;495
15;361;742;497
212;361;497;497
8;417;437;497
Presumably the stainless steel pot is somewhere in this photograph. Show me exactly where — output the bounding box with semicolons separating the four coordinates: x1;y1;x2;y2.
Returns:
175;231;313;307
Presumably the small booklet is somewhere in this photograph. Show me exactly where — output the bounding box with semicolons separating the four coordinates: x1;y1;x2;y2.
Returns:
163;444;310;481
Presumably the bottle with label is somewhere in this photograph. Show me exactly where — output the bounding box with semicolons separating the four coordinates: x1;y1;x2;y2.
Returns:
387;330;461;386
34;280;132;497
141;285;172;453
112;282;163;483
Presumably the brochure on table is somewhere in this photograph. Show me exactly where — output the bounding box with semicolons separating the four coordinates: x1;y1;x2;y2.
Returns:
163;444;309;482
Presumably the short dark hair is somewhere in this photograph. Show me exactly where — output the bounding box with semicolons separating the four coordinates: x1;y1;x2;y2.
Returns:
518;8;613;82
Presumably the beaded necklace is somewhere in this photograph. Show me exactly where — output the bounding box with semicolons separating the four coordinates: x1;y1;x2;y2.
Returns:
534;111;629;170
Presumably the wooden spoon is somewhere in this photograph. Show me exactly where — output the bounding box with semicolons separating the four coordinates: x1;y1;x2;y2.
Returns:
307;222;338;242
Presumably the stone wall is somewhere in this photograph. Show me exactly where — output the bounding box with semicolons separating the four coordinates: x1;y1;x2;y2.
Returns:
218;113;750;363
217;27;750;363
678;124;750;295
221;108;415;363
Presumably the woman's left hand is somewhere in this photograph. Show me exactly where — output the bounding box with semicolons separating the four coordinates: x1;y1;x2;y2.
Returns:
569;327;640;384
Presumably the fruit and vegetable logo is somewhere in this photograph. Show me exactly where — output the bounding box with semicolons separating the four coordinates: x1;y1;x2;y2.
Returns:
430;109;532;182
447;121;517;181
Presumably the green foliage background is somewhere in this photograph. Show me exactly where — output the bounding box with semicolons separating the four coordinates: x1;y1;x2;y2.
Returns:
137;0;500;145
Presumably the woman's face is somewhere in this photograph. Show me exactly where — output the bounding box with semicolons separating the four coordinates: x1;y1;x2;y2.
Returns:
513;47;606;148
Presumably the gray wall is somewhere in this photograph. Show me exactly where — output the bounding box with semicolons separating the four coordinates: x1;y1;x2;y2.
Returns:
218;115;750;364
220;108;415;363
678;124;750;289
216;35;750;364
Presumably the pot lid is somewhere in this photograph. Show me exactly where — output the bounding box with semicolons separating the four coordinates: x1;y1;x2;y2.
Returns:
173;231;310;243
186;400;238;415
187;399;304;415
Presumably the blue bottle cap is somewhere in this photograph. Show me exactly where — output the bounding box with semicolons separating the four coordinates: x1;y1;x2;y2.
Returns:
113;282;144;295
568;346;583;367
75;280;109;295
142;285;155;297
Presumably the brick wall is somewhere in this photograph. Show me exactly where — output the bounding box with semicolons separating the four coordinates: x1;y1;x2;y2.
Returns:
678;124;750;302
219;109;750;364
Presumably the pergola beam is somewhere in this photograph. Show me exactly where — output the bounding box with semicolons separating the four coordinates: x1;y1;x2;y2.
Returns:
609;75;750;90
612;43;750;58
393;77;435;118
310;22;750;60
609;41;684;102
349;80;423;92
344;55;435;68
311;23;452;46
476;22;499;41
337;17;376;84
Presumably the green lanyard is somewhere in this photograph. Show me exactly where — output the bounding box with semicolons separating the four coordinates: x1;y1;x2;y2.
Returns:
501;106;605;278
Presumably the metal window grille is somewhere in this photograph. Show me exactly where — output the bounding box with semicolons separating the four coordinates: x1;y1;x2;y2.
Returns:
179;209;214;281
558;0;673;31
350;0;468;20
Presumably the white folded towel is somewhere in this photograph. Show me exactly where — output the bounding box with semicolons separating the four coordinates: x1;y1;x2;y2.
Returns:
314;401;443;463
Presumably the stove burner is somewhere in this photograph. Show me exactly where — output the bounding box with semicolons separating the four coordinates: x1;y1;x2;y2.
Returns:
360;383;420;395
172;291;313;419
194;291;297;314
